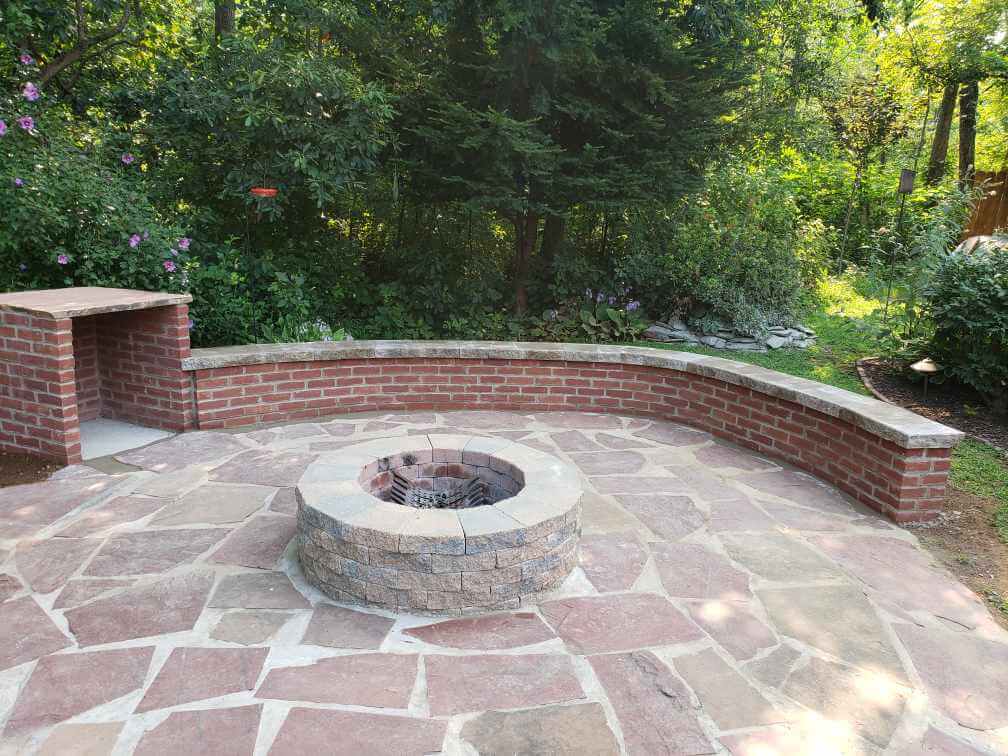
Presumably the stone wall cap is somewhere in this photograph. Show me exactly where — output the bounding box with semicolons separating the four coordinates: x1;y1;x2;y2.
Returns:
186;340;964;449
0;287;191;318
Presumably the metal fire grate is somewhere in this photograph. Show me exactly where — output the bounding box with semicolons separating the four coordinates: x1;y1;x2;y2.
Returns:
390;471;488;509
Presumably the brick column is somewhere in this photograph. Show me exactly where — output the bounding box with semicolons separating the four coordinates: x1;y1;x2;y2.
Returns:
95;304;194;432
0;311;81;464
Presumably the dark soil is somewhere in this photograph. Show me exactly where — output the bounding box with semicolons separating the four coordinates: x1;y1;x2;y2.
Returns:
859;357;1008;451
0;451;60;488
910;487;1008;630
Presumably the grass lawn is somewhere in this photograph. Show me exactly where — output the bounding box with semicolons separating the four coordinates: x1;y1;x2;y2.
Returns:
635;276;1008;543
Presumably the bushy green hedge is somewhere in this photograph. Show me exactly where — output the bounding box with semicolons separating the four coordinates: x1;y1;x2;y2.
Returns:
925;240;1008;413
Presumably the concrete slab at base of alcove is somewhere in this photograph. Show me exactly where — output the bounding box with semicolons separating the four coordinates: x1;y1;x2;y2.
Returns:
79;418;175;461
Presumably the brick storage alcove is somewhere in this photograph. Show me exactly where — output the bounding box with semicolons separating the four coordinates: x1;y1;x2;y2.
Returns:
0;287;194;464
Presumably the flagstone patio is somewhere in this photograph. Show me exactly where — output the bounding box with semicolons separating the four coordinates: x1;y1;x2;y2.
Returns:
0;411;1005;755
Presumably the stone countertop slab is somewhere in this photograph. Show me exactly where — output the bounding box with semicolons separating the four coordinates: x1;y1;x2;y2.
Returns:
0;287;191;318
183;340;962;449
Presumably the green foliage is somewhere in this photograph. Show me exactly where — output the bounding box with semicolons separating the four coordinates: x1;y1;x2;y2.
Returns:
578;301;648;344
951;439;1008;543
618;162;830;337
924;239;1008;413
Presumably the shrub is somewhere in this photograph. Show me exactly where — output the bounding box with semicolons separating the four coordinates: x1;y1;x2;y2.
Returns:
617;162;830;336
924;239;1008;413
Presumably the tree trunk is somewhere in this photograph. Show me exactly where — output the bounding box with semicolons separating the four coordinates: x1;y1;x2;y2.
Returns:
215;0;235;40
958;80;979;188
540;214;565;271
513;212;539;315
925;83;957;186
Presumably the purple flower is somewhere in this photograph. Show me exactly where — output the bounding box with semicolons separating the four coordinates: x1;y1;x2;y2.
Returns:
607;295;616;306
17;116;33;131
546;309;558;321
0;120;6;136
128;233;141;248
18;263;27;272
596;291;605;303
22;82;39;102
19;53;33;65
57;254;69;265
187;318;195;330
585;288;593;299
142;230;150;240
170;249;179;257
13;178;23;187
163;260;176;273
177;237;191;250
121;152;134;165
626;300;640;312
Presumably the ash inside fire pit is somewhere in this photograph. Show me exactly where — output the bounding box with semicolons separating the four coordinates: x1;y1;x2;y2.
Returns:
359;450;524;509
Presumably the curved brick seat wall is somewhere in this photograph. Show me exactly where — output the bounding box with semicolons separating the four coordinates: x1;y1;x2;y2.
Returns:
183;342;963;523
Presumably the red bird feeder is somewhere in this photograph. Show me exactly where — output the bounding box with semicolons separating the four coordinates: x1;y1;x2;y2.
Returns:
250;187;278;198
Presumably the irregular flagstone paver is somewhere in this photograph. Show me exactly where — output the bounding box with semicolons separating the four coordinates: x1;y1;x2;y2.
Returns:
402;611;555;650
459;703;619;756
651;542;752;600
671;465;746;502
759;499;854;531
0;596;71;671
445;410;532;429
811;535;995;631
592;475;690;495
707;497;777;532
53;578;133;609
759;585;906;681
134;704;262;756
615;493;706;540
685;600;777;661
0;477;118;539
673;647;786;730
209;514;296;569
301;604;395;649
209;572;310;609
578;532;649;592
37;722;124;756
590;650;715;755
321;420;357;436
539;593;702;654
151;484;274;526
720;532;841;583
694;443;777;471
15;537;100;593
913;727;991;755
57;496;166;536
743;644;802;688
719;726;875;756
635;422;710;446
84;528;230;576
116;431;247;472
531;411;621;429
211;610;292;645
595;432;653;450
209;450;317;487
425;653;583;716
738;470;862;515
549;430;603;452
359;420;402;434
383;412;437;425
247;423;326;443
132;466;207;499
580;492;647;536
269;708;447;756
66;571;214;646
0;573;22;602
257;654;417;708
895;624;1008;731
3;647;153;736
569;450;646;475
783;656;908;748
269;487;298;515
136;647;268;712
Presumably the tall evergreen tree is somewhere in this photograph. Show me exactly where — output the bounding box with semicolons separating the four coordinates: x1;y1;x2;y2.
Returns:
403;0;752;311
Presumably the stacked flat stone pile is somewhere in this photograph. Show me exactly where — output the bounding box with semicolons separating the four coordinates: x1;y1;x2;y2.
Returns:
297;435;582;615
646;318;816;351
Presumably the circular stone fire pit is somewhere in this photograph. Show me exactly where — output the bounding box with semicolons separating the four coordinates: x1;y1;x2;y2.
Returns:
296;435;583;615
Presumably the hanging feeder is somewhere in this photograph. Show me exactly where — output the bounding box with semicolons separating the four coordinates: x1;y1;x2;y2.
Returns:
250;187;278;198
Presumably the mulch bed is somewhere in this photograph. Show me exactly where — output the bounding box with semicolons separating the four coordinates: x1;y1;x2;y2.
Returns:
0;451;60;488
857;357;1008;451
